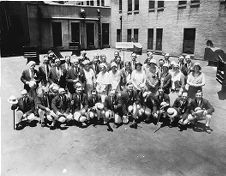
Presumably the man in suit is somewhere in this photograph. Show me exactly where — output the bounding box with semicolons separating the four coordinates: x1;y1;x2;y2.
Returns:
21;61;41;98
62;56;71;72
48;58;67;88
37;87;57;127
11;89;38;130
182;90;214;133
51;88;73;129
39;56;51;87
104;90;123;130
66;58;86;94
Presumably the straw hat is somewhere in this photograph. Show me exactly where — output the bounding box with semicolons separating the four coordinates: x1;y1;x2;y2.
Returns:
8;95;18;104
167;108;178;118
111;62;117;68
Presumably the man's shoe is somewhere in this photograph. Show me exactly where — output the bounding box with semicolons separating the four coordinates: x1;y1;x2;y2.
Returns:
205;126;212;134
41;123;45;127
15;123;24;130
130;122;137;129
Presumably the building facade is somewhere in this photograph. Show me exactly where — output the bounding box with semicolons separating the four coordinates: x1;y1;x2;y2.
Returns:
110;0;226;58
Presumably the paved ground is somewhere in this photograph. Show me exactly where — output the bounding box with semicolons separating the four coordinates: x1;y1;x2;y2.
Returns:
1;48;226;176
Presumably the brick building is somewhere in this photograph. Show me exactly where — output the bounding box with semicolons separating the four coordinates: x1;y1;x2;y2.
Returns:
110;0;226;58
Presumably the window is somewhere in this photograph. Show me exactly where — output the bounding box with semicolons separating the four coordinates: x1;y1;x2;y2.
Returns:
134;29;139;42
134;0;139;11
101;0;105;6
158;1;164;8
119;0;122;12
127;29;132;42
52;22;62;47
128;0;132;12
117;29;121;42
220;0;226;4
97;0;100;6
178;0;187;5
147;29;154;50
183;28;196;54
190;0;200;7
156;28;163;50
149;0;155;9
102;23;109;47
90;0;94;6
86;1;90;5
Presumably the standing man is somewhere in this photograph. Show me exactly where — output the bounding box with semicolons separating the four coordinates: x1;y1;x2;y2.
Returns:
21;61;41;99
66;58;86;94
48;58;67;88
39;55;51;87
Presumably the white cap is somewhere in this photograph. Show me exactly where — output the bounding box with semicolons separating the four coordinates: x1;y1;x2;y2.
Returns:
165;53;170;57
58;88;65;93
27;61;36;67
167;108;178;118
149;59;157;65
8;95;18;104
185;55;191;59
111;62;117;68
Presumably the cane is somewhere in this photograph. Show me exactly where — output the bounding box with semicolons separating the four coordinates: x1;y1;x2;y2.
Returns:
13;109;16;130
154;112;161;133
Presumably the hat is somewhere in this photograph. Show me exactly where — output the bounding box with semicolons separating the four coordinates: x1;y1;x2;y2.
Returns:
27;61;36;67
160;101;169;108
193;62;201;70
165;53;170;57
21;89;28;95
100;63;107;68
55;58;61;62
167;108;178;118
110;89;116;95
58;88;66;94
95;102;104;110
49;83;59;92
194;107;204;116
83;60;90;65
158;88;164;92
131;53;137;57
114;51;119;55
147;51;153;56
179;56;184;59
162;63;169;68
8;95;18;104
111;62;117;68
185;55;191;59
149;59;157;65
143;91;151;98
71;58;79;63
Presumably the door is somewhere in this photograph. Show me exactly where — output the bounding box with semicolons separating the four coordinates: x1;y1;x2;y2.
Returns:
102;23;109;47
86;23;94;49
52;22;62;47
183;28;196;54
156;28;163;50
71;23;80;43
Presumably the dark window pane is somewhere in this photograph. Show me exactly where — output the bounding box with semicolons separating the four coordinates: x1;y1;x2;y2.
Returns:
128;0;132;11
101;0;105;6
178;0;187;5
52;22;62;47
119;0;122;11
134;29;139;42
134;0;139;10
148;28;154;49
183;28;196;54
191;0;200;3
86;1;90;5
117;29;121;42
156;28;163;50
97;0;100;6
149;0;155;9
158;0;164;8
71;23;80;42
127;29;132;42
102;23;109;46
90;0;94;6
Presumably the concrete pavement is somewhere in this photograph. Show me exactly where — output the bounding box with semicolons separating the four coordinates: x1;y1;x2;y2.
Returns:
1;49;226;176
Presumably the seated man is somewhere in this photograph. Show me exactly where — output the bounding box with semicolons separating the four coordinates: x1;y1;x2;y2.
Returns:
71;82;89;127
37;87;57;127
121;82;138;124
104;90;123;131
173;91;191;128
182;90;214;133
51;88;73;129
11;89;38;130
136;88;158;125
87;89;104;124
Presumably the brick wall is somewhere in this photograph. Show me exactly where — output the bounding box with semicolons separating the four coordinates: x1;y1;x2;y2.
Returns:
110;0;226;59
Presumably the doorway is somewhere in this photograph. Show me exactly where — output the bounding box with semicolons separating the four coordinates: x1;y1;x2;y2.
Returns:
71;23;80;43
102;23;109;47
52;22;62;47
86;23;94;49
183;28;196;54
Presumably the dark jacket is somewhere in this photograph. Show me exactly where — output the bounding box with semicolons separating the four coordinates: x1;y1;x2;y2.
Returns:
48;66;67;88
66;67;86;93
137;92;157;113
160;72;172;94
87;94;102;108
51;95;70;114
11;96;35;114
154;93;170;110
71;92;88;113
39;64;51;85
172;97;190;115
20;69;41;91
121;90;138;114
37;93;51;110
189;98;215;114
104;95;122;115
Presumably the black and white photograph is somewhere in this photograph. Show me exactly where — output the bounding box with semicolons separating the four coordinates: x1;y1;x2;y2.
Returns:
1;0;226;175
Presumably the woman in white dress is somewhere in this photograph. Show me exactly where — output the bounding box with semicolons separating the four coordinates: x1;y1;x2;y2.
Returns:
131;62;146;92
83;60;96;96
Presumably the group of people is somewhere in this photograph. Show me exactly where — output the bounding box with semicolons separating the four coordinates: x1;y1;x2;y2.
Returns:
9;50;214;133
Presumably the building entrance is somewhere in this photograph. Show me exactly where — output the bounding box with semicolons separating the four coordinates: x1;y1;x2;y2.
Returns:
86;23;94;49
52;22;62;47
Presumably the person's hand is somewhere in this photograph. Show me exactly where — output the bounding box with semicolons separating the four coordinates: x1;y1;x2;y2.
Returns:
191;111;196;116
114;105;118;109
152;112;158;118
203;110;208;116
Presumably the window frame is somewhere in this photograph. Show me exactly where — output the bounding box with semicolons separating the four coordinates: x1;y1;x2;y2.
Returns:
157;0;165;11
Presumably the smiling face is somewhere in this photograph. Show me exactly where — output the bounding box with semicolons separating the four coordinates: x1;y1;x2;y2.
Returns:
195;91;203;101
